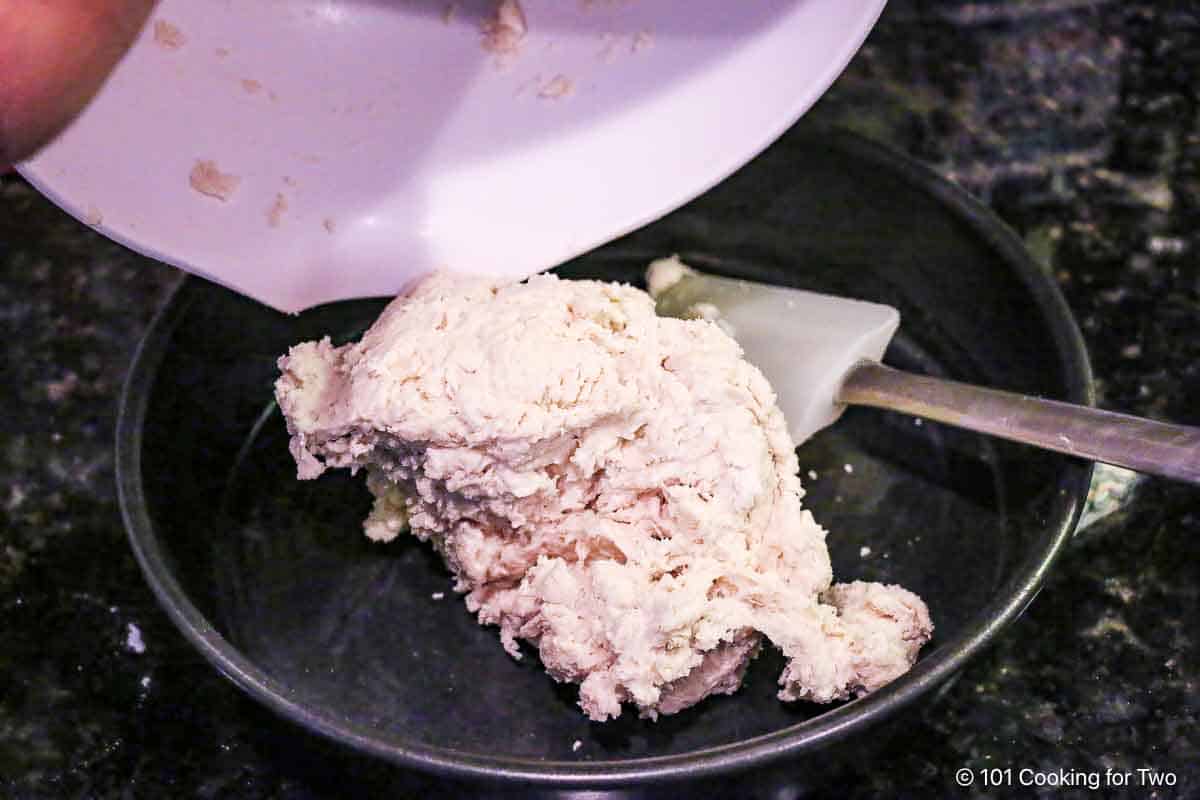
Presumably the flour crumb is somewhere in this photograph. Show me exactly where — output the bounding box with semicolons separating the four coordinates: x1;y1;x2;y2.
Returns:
482;0;527;54
83;206;103;226
572;739;583;752
189;160;241;202
240;78;263;94
140;675;152;688
432;592;445;600
843;463;854;474
860;546;872;558
267;193;289;227
539;74;575;99
153;20;187;50
914;418;924;427
807;470;818;481
125;623;146;654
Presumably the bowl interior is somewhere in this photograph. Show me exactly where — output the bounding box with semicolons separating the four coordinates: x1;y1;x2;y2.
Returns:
123;130;1091;779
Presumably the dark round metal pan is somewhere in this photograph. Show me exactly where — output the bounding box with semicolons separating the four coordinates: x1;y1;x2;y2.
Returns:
117;128;1093;788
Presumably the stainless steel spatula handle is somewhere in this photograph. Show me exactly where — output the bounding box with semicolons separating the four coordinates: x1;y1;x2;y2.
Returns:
647;262;1200;484
840;361;1200;485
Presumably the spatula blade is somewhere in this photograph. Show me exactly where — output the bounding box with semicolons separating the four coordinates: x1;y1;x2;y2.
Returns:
648;257;900;445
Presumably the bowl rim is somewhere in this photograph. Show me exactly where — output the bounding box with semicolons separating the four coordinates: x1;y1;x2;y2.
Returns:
117;130;1094;788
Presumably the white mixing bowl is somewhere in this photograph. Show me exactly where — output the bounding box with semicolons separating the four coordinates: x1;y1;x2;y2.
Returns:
21;0;886;312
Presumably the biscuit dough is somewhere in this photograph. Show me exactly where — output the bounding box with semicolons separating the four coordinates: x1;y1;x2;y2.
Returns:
276;272;932;720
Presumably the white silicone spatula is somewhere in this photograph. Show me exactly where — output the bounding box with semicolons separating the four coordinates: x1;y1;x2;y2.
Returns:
648;259;1200;485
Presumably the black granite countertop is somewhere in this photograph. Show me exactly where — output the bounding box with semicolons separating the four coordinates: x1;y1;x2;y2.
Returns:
3;1;1198;797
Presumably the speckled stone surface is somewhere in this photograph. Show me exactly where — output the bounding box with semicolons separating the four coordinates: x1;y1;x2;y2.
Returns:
2;1;1198;797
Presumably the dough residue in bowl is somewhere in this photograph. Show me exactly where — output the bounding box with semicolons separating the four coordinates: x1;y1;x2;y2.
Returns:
153;19;187;51
188;159;240;202
482;0;527;53
275;271;932;721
